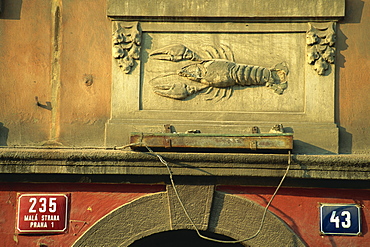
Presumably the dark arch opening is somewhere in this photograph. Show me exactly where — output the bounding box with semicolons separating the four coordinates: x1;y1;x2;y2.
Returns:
129;229;246;247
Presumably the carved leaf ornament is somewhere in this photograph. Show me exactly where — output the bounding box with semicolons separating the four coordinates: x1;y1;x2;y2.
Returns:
112;22;141;73
306;22;336;75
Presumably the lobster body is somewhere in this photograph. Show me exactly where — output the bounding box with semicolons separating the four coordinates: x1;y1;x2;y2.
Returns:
149;44;288;100
179;59;274;88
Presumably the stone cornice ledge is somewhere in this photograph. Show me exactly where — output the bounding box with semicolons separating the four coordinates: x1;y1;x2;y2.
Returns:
0;148;369;180
108;0;345;20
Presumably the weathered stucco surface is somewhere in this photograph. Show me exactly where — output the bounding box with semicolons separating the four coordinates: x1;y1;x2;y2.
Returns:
0;0;52;145
0;0;112;147
58;0;111;146
338;0;370;153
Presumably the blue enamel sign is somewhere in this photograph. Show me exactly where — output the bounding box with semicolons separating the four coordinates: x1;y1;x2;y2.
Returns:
320;204;361;236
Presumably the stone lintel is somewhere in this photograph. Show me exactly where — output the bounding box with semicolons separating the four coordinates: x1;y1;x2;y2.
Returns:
107;0;345;19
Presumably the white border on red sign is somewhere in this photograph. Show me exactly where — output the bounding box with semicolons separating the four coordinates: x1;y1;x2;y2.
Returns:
16;193;69;233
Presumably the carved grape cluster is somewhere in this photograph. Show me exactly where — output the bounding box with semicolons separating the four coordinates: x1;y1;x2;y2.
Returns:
306;22;336;75
112;22;141;74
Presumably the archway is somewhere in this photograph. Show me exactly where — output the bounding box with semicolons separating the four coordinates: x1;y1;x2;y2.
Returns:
129;229;245;247
73;186;306;246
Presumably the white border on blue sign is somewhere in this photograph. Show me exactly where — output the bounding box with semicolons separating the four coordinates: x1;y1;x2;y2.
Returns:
319;203;361;236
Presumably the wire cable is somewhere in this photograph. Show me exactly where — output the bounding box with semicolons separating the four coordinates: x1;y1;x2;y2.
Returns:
127;143;291;244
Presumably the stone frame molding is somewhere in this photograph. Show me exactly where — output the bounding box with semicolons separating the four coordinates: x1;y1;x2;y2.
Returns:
105;0;345;154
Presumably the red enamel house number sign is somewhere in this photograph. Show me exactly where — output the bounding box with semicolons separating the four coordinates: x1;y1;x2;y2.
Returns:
17;194;69;234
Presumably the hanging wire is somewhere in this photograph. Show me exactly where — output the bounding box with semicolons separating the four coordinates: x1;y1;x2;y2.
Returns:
122;143;291;244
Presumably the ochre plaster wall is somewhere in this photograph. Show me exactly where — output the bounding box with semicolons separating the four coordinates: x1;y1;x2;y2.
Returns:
57;0;111;146
338;0;370;153
0;0;52;145
0;0;369;151
0;0;111;147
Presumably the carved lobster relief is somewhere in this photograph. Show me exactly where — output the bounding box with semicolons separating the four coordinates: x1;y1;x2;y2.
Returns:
306;22;336;75
149;44;289;100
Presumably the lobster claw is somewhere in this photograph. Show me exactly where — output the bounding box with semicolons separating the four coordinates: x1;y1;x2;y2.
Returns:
149;74;208;100
153;82;194;100
149;44;200;62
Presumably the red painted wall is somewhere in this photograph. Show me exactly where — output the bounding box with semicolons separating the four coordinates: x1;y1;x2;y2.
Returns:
0;183;165;247
218;186;370;247
0;183;369;246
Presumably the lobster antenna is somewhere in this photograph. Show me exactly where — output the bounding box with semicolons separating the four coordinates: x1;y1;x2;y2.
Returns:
202;45;220;59
220;43;235;62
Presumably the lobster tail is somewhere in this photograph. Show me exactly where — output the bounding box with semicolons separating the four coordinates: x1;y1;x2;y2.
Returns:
230;64;272;86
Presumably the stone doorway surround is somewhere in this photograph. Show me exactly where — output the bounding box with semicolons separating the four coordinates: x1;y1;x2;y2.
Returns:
72;185;306;246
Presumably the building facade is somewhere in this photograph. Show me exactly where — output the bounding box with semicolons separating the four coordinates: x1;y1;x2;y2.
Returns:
0;0;370;246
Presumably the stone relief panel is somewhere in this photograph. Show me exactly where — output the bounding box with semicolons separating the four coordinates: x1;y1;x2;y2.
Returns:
106;0;344;153
112;21;141;73
306;22;336;75
106;21;340;153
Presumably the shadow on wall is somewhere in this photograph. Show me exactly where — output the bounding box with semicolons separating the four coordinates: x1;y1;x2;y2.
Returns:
345;0;365;24
293;140;336;155
335;0;364;154
0;0;22;19
339;127;352;154
0;123;9;146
